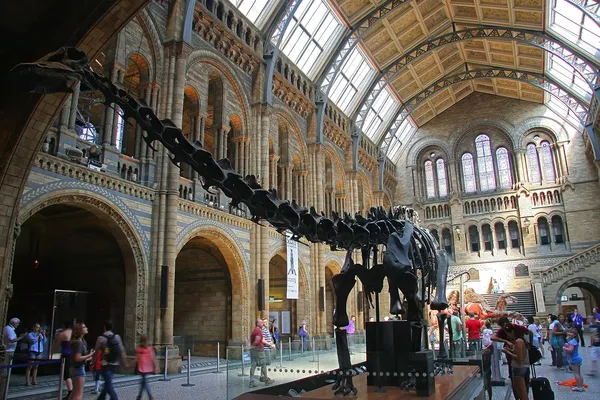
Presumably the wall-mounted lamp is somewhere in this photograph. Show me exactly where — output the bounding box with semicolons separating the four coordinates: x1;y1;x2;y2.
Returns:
523;217;531;235
454;226;462;241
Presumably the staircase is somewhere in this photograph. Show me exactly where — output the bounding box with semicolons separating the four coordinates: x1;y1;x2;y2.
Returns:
531;243;600;285
480;291;536;317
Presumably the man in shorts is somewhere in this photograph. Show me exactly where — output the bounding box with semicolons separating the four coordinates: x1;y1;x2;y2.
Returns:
588;314;600;377
249;319;273;387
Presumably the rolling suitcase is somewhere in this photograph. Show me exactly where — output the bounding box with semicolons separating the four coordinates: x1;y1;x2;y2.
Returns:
530;364;554;400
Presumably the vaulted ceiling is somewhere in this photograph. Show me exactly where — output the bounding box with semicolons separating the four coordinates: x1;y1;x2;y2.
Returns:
336;0;546;126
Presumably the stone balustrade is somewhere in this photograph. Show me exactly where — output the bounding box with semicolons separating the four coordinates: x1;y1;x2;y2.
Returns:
532;243;600;284
35;153;155;201
177;197;253;230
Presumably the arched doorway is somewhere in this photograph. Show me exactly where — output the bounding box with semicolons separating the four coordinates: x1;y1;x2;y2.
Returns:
10;201;143;351
555;277;600;317
174;235;233;357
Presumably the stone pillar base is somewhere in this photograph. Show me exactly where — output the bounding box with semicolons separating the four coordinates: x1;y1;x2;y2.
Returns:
154;345;182;374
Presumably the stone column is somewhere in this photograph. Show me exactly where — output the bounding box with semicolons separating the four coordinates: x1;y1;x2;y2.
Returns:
318;244;326;335
515;149;526;183
269;154;280;191
161;42;191;346
537;146;546;184
68;81;81;130
260;105;271;187
260;226;270;319
490;226;497;256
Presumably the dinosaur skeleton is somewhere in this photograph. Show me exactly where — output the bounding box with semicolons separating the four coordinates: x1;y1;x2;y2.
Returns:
9;47;450;395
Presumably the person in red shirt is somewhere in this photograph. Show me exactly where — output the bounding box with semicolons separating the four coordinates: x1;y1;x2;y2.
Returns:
249;318;274;387
465;312;483;355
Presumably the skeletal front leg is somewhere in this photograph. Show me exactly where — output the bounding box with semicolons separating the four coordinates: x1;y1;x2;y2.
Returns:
431;249;449;311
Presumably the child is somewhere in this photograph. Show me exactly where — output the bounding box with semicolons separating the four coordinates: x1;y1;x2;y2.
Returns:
564;328;585;392
135;335;159;400
481;320;493;348
91;347;103;394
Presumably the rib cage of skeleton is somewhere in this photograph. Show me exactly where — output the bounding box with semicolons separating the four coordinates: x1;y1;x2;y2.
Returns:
10;47;451;395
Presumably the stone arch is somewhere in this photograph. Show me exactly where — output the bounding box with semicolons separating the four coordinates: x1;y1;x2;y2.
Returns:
18;191;148;349
324;145;346;188
187;50;251;133
451;119;517;157
137;8;165;81
268;247;311;333
406;137;452;166
176;225;250;341
273;109;307;164
515;117;570;147
554;277;600;314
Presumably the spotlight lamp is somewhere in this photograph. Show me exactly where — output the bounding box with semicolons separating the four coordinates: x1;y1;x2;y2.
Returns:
454;226;461;241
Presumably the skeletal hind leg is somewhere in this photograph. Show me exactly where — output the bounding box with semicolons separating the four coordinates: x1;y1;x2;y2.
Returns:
388;279;405;317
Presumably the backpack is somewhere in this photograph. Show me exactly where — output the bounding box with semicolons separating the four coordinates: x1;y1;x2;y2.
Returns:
103;334;122;363
298;326;307;337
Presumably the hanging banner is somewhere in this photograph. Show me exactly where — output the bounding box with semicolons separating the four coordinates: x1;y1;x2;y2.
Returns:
286;232;299;299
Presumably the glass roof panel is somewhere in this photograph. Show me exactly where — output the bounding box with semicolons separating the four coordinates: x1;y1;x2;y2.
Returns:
548;0;600;59
329;47;377;115
546;54;592;102
279;0;344;79
362;87;399;142
386;119;417;162
233;0;275;28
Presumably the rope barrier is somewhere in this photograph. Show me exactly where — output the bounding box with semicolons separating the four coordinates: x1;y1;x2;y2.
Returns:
0;359;61;370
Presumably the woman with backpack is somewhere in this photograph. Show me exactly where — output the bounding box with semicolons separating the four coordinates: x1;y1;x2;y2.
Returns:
298;323;308;352
135;335;159;400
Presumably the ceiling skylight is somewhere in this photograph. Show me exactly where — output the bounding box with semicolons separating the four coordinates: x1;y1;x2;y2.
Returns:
546;53;592;102
548;0;600;59
279;0;344;79
362;87;399;142
329;47;377;116
232;0;275;28
386;119;417;162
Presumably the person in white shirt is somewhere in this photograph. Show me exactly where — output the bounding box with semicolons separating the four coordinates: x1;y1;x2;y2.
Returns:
3;318;26;355
482;320;493;348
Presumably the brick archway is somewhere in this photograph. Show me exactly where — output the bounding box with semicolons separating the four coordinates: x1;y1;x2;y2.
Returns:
177;226;250;342
0;0;150;323
554;277;600;314
17;191;148;349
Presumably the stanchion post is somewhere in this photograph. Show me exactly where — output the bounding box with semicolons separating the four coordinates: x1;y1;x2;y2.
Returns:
311;337;316;362
181;349;195;387
57;358;65;400
2;355;14;400
213;342;223;374
159;346;171;381
279;341;283;368
288;337;292;361
237;344;247;376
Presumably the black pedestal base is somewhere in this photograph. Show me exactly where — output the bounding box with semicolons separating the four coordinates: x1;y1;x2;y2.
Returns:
366;320;435;396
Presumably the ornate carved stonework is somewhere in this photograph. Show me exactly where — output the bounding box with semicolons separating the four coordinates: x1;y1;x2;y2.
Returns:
324;120;351;152
19;194;148;345
191;11;260;75
272;74;314;118
514;263;530;278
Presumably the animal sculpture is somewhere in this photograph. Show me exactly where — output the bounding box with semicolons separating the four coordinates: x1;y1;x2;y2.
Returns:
9;48;451;395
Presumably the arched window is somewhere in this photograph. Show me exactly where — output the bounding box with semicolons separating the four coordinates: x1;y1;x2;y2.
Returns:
496;147;512;189
538;217;550;245
436;159;448;197
495;223;506;250
462;153;476;193
552;216;564;244
431;229;440;244
527;143;541;184
508;221;520;249
475;135;496;191
482;224;493;251
442;228;452;254
469;226;480;252
425;160;436;199
541;141;556;182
